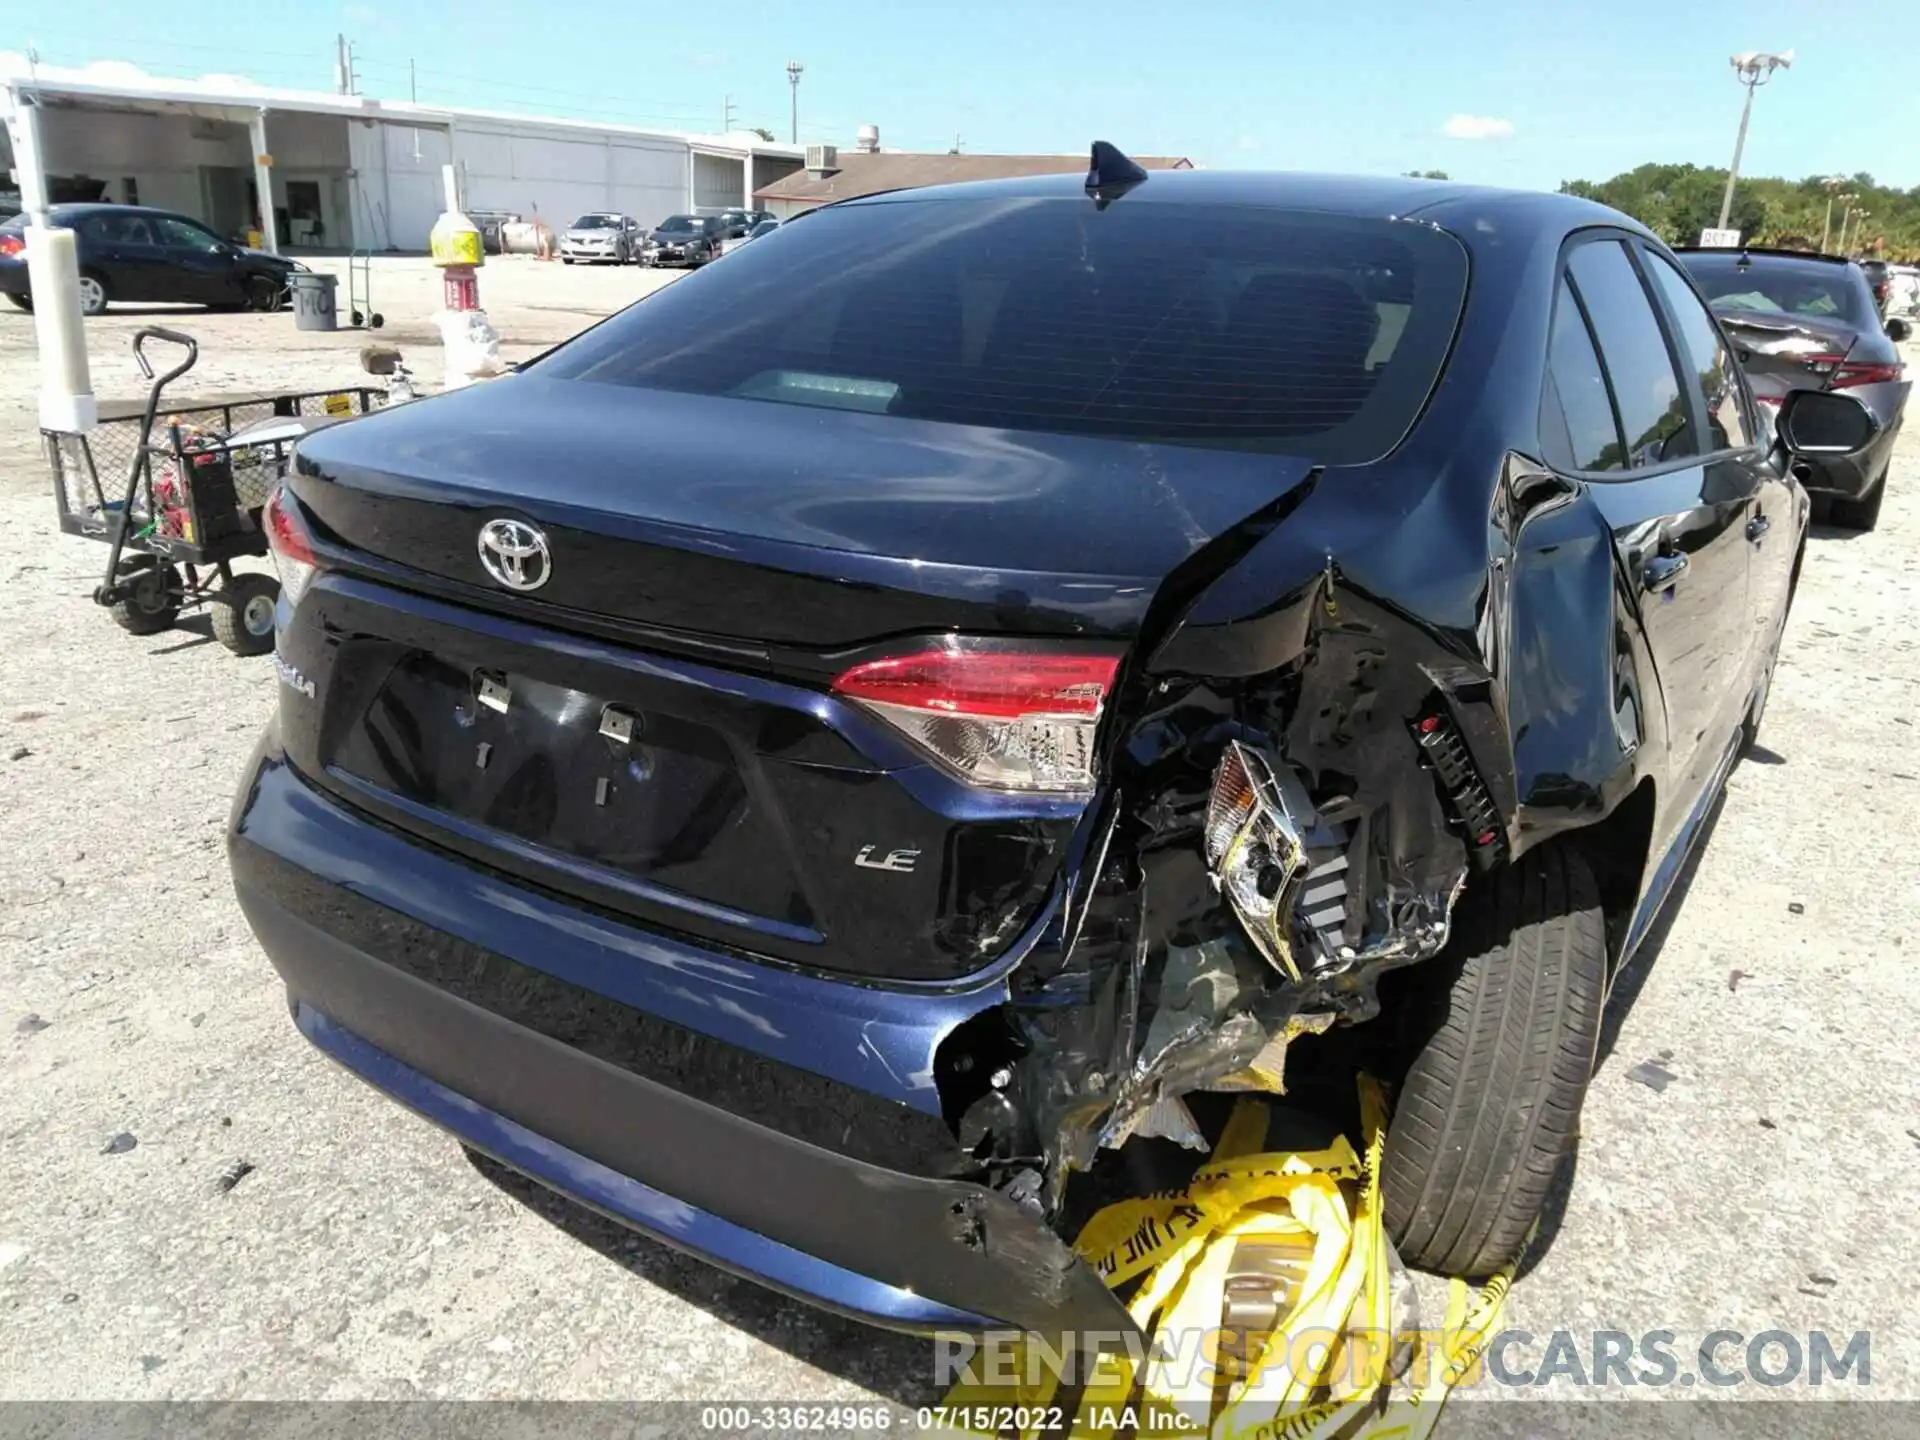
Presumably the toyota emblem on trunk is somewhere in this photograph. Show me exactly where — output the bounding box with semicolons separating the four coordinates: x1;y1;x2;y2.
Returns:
477;519;552;591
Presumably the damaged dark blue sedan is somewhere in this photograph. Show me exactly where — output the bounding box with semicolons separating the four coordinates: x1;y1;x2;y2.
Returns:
229;149;1883;1332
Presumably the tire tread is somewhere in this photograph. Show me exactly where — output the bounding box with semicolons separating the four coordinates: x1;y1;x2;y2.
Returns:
1382;846;1606;1277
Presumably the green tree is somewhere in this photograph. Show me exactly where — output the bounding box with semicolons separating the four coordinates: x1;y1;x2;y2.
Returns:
1559;162;1920;259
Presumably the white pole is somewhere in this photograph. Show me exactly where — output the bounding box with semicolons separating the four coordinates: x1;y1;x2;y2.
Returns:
249;110;279;253
7;91;95;432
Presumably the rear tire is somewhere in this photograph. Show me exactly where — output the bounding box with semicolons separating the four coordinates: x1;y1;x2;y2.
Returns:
1827;476;1884;533
211;573;280;656
1382;845;1607;1277
78;272;109;317
109;562;183;636
5;292;30;312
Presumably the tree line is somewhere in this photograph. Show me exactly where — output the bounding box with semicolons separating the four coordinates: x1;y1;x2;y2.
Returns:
1557;163;1919;259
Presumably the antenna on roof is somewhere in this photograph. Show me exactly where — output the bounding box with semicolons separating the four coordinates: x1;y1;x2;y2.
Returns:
1086;141;1148;207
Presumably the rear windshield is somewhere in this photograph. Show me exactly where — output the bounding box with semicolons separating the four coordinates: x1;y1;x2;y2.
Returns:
1679;254;1875;329
541;196;1469;461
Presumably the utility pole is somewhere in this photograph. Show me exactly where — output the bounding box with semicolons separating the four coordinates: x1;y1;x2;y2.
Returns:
723;93;737;133
335;34;359;96
786;61;804;144
410;58;418;104
1716;49;1792;232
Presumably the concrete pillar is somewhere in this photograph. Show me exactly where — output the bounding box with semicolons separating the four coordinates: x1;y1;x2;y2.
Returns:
8;86;51;223
249;109;279;254
7;90;96;432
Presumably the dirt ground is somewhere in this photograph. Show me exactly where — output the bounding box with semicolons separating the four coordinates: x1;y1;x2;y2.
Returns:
1;258;1917;1424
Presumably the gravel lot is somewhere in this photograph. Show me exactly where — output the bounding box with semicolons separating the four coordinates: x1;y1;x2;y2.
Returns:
1;258;1916;1423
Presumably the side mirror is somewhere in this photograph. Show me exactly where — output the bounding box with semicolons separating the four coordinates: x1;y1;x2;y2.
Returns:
1775;388;1881;457
1888;317;1912;343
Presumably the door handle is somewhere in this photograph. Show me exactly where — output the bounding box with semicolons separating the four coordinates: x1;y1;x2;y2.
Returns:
1746;513;1771;543
1642;551;1689;593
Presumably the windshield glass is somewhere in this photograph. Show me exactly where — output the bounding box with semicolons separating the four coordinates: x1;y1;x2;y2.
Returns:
1679;255;1875;329
540;196;1467;462
657;216;699;232
748;220;779;238
572;215;618;229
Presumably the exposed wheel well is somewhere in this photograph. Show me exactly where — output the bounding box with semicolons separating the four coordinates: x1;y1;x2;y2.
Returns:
1560;778;1656;967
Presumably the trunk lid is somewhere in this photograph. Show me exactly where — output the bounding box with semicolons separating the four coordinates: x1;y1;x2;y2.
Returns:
1714;309;1857;397
280;378;1318;981
288;374;1314;646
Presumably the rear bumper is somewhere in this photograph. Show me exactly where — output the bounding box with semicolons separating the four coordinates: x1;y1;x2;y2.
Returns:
228;728;1129;1337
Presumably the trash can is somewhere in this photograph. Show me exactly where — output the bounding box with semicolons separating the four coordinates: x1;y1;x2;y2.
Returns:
288;272;339;332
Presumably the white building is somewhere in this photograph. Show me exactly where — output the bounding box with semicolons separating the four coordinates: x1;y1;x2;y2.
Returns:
1;55;803;253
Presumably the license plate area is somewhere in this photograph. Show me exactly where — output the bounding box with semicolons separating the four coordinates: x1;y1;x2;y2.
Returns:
324;644;809;933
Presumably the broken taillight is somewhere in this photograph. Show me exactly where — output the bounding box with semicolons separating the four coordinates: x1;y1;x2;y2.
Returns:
263;483;319;608
831;643;1118;794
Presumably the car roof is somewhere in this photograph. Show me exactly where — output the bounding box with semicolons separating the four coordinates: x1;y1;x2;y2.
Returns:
46;202;193;220
834;166;1638;233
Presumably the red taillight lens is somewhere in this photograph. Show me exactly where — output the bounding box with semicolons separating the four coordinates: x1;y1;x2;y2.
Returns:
0;235;23;258
833;644;1119;793
1831;361;1904;389
263;483;319;607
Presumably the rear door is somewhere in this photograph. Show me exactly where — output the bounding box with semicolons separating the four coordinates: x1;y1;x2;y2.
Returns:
1637;245;1792;689
1539;234;1758;815
83;212;168;301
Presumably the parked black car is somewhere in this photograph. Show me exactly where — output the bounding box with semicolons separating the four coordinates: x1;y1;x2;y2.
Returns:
233;157;1882;1334
639;214;725;267
1859;259;1892;319
717;208;774;239
0;204;304;316
1677;246;1910;530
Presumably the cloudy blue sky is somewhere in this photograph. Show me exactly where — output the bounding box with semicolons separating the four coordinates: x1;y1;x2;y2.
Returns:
11;0;1917;190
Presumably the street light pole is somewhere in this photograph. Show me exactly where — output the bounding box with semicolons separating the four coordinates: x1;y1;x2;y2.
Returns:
1818;177;1844;253
1834;196;1859;254
1717;49;1793;232
786;61;804;145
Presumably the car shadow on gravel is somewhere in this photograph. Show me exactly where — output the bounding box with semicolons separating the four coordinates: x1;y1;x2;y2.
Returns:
1514;790;1728;1280
461;1147;942;1406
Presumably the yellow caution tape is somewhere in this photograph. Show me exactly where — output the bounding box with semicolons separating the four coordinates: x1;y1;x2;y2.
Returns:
931;1077;1520;1440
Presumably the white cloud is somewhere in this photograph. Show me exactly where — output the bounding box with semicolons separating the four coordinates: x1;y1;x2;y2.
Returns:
1442;114;1515;141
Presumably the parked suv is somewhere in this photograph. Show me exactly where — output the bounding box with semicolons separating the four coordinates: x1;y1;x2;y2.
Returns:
0;204;302;315
1677;246;1910;530
233;160;1879;1331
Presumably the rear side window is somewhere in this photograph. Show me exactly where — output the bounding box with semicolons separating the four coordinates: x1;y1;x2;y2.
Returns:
1541;279;1624;472
1567;241;1694;467
540;196;1470;462
1642;251;1752;453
